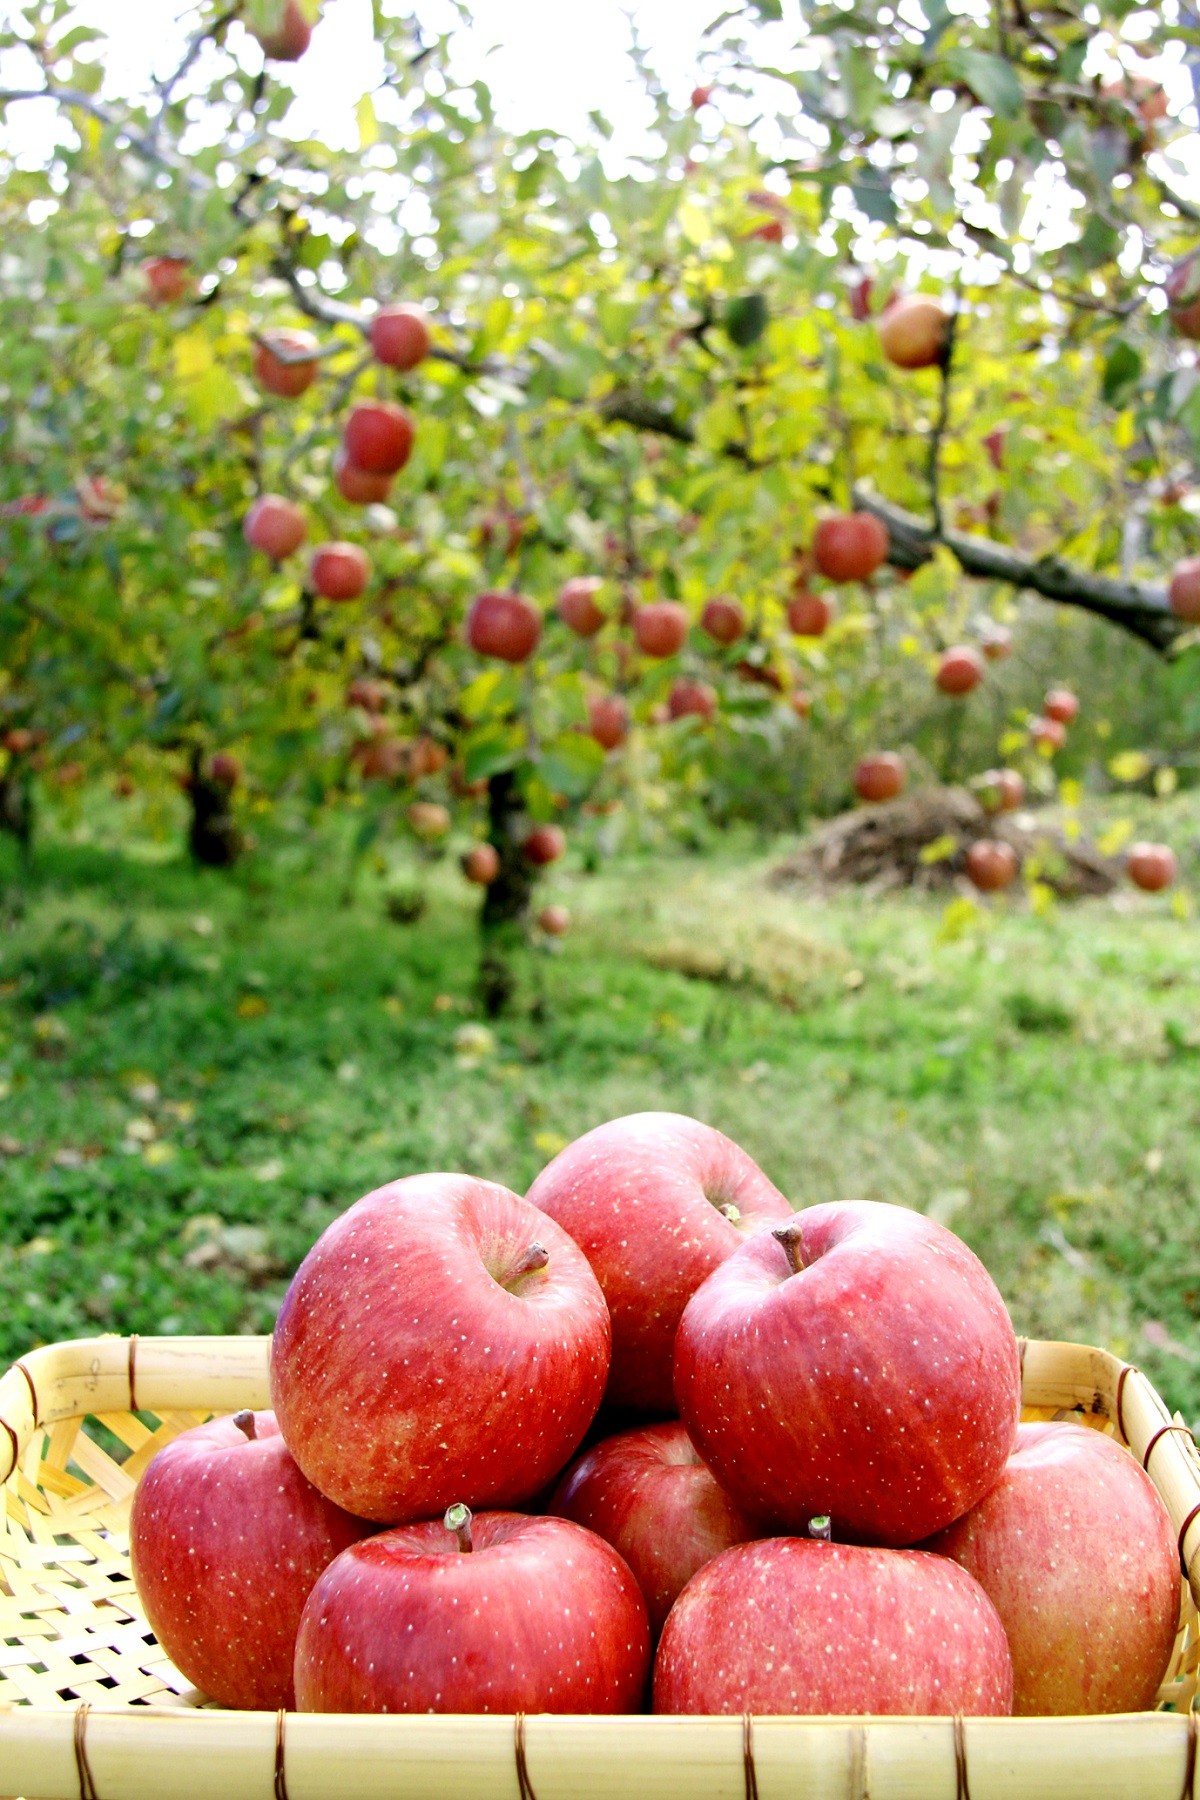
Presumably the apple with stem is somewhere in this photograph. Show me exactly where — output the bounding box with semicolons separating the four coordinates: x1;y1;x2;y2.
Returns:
653;1538;1013;1715
271;1174;611;1522
925;1422;1179;1714
526;1112;791;1414
130;1409;371;1709
294;1505;650;1713
550;1421;767;1636
674;1202;1022;1545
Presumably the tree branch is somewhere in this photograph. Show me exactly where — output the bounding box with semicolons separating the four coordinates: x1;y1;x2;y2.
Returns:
852;489;1180;651
0;87;208;192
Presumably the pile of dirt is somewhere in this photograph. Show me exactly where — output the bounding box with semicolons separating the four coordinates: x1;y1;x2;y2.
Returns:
771;787;1118;898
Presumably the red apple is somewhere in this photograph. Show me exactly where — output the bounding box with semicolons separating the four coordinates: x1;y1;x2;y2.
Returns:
129;1410;370;1709
1168;556;1200;621
1166;255;1200;339
462;842;501;886
1030;714;1067;752
653;1538;1013;1716
588;694;629;751
1044;686;1079;725
550;1422;766;1636
271;1174;610;1522
354;733;406;781
243;493;307;560
746;218;784;243
789;689;812;719
346;677;387;714
370;303;431;371
980;622;1013;660
965;839;1019;892
558;576;607;637
849;275;874;321
690;85;713;110
209;752;240;788
634;602;689;658
310;541;370;601
408;801;450;839
854;752;905;803
294;1508;650;1713
936;645;985;696
254;328;319;398
142;257;191;305
812;514;889;582
4;728;35;756
526;1112;791;1415
1127;842;1177;892
479;507;526;558
674;1201;1022;1545
249;0;313;60
407;735;447;779
466;590;542;662
975;768;1024;814
538;904;570;936
333;449;393;505
343;401;415;477
787;590;834;637
668;679;717;721
878;294;950;370
699;598;745;646
925;1423;1178;1715
523;823;565;866
983;426;1008;472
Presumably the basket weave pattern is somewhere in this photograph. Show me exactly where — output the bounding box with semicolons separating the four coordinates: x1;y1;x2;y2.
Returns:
1;1335;1198;1799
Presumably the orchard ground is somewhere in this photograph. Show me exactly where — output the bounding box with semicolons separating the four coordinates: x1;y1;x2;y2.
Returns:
1;795;1199;1426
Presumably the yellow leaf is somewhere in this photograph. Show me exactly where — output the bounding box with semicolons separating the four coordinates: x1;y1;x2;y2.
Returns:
173;332;213;381
1108;750;1151;783
1154;766;1178;797
1170;890;1193;920
533;1130;568;1157
678;199;711;247
1097;819;1134;856
143;1142;176;1167
1028;880;1055;916
937;897;979;941
1058;778;1082;809
919;834;959;864
356;92;378;149
236;994;269;1018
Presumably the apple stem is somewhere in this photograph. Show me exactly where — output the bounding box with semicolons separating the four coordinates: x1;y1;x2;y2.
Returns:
232;1410;257;1441
444;1503;473;1552
772;1219;807;1275
510;1242;549;1282
808;1515;832;1541
718;1202;742;1224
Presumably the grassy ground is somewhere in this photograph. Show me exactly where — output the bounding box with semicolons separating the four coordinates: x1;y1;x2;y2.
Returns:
1;809;1199;1424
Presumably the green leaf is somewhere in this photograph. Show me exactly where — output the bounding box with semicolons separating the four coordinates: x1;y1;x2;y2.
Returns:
1056;39;1089;82
355;93;378;150
1102;339;1141;407
850;178;896;224
462;724;524;782
944;50;1023;119
538;733;605;799
747;0;783;18
724;293;769;347
458;669;519;722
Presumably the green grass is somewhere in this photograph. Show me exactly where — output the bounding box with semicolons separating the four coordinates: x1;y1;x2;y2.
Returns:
1;815;1199;1425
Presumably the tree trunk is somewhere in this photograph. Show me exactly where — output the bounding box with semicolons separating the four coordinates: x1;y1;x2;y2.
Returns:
479;770;534;1017
0;764;34;865
187;748;244;868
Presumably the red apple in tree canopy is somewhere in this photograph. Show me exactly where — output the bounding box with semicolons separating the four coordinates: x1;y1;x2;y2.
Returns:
1166;255;1200;339
249;0;314;60
343;401;415;477
634;602;689;658
1169;555;1200;621
526;1112;791;1415
877;294;950;370
1043;687;1079;725
925;1423;1178;1715
243;494;307;561
690;85;713;109
369;303;431;371
550;1422;766;1636
294;1507;650;1714
588;693;629;751
142;256;191;305
461;842;501;886
254;328;319;398
408;801;450;839
812;513;889;582
271;1175;610;1523
787;590;834;637
333;449;393;505
674;1201;1022;1545
668;679;717;721
310;541;370;601
538;904;570;937
965;840;1019;893
854;752;905;802
209;752;241;788
653;1539;1013;1716
1030;714;1067;752
849;274;874;321
466;590;542;662
975;768;1024;814
557;576;607;637
1127;842;1177;892
523;823;565;866
936;645;986;696
129;1410;371;1710
699;597;745;645
789;689;812;719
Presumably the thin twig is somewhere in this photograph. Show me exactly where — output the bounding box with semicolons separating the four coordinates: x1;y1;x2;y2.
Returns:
0;87;209;193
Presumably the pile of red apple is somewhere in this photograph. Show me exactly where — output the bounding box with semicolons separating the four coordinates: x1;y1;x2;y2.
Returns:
132;1112;1180;1719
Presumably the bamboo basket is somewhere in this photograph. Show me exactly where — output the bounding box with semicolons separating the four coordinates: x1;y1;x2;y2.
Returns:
1;1334;1198;1800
